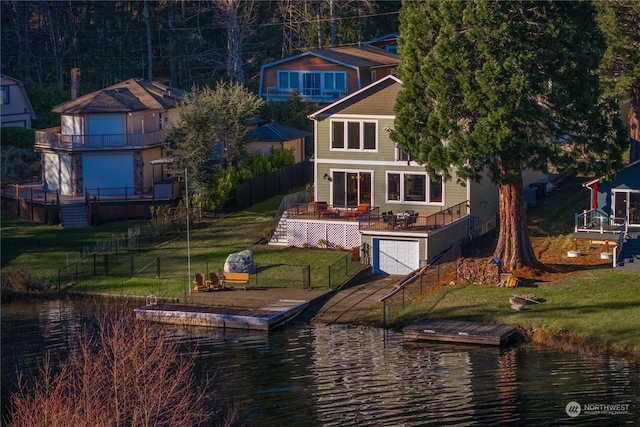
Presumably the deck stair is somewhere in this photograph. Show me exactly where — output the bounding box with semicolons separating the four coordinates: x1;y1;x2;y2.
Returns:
616;233;640;270
60;201;90;228
268;211;289;246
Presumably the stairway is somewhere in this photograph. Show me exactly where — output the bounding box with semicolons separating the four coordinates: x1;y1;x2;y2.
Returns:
616;233;640;271
268;212;289;246
60;201;90;228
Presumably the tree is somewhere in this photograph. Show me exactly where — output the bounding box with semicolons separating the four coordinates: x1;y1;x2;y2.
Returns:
596;1;640;161
167;82;264;197
7;309;235;427
393;0;628;270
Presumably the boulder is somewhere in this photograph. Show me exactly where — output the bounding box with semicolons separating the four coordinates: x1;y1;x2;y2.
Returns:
224;250;256;274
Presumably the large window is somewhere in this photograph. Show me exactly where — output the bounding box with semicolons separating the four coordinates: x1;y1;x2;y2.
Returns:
331;171;372;208
331;120;377;151
387;172;443;204
277;70;346;96
0;86;9;105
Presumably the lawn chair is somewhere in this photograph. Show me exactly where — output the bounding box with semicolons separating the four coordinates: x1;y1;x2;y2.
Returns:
208;272;224;290
193;273;208;292
403;213;418;229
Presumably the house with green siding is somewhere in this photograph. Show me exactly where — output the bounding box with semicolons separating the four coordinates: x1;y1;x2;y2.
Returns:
275;75;545;275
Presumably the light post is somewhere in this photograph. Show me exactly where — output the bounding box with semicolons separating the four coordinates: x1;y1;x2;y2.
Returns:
185;166;191;294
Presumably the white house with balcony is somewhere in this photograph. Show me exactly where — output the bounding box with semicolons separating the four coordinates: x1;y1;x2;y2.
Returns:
35;78;186;197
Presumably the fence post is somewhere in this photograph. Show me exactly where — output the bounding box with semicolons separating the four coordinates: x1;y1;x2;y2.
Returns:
75;262;78;283
327;265;331;289
105;254;109;275
305;265;311;289
345;254;348;276
156;257;160;279
94;253;97;275
130;255;134;277
58;269;61;293
30;187;33;220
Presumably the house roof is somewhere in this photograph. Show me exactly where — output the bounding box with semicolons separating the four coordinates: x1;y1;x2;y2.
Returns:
363;33;399;46
1;74;37;120
245;122;311;142
260;45;399;72
584;159;640;189
308;74;402;120
52;78;186;114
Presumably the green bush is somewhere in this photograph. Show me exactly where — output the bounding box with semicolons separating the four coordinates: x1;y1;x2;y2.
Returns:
1;127;35;149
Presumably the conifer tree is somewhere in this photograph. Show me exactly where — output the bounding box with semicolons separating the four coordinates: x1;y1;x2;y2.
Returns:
393;0;628;269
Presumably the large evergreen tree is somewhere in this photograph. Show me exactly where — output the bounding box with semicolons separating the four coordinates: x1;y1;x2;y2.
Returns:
393;0;628;270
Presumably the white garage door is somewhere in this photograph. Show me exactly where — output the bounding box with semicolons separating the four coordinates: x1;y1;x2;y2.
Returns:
378;239;419;275
83;154;134;194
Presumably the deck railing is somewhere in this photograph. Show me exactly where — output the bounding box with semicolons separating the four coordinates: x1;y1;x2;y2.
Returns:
265;86;347;103
35;129;166;150
574;209;624;233
359;200;469;232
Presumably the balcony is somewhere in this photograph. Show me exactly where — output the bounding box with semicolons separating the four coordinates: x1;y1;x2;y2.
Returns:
35;127;166;151
265;87;347;103
285;200;469;234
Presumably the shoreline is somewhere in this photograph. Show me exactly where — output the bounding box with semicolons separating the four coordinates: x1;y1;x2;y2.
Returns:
3;289;640;362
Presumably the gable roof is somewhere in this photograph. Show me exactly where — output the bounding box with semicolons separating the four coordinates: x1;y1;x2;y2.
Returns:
52;78;186;114
584;159;640;189
308;74;402;120
1;74;37;120
260;45;399;72
245;122;311;142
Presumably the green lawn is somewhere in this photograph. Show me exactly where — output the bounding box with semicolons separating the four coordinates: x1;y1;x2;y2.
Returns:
1;196;361;299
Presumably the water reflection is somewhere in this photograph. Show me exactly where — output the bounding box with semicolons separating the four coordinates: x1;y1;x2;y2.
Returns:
2;299;639;426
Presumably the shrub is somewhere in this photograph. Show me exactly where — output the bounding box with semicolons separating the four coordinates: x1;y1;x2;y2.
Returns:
0;268;51;293
7;309;236;427
0;127;35;149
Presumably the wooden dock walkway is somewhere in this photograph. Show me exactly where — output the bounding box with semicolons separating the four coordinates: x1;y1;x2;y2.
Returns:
134;299;309;331
403;319;518;345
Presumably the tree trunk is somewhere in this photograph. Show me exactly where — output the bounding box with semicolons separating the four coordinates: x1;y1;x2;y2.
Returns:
493;162;537;270
315;0;323;49
143;0;153;81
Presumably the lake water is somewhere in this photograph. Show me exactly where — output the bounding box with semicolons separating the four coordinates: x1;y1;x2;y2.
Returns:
2;298;639;426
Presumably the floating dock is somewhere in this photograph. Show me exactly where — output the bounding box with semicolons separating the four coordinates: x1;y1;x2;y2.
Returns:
403;319;518;345
134;299;309;331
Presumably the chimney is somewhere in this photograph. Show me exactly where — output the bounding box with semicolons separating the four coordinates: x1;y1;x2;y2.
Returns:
71;68;81;100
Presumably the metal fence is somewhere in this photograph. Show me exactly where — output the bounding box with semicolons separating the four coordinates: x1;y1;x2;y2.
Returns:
328;252;364;289
379;217;497;325
234;160;313;211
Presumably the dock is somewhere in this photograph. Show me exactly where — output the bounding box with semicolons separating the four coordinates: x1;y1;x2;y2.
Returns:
403;319;519;345
134;299;310;331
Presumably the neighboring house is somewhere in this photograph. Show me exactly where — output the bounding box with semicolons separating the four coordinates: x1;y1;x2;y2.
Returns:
34;78;186;196
363;33;399;54
575;160;640;268
0;74;37;128
577;160;640;231
245;121;311;163
273;75;545;275
258;45;399;104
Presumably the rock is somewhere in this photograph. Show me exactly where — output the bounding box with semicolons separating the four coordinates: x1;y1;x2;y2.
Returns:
224;250;256;274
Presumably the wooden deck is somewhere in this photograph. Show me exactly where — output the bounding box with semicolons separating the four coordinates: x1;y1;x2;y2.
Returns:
134;299;309;331
403;319;519;345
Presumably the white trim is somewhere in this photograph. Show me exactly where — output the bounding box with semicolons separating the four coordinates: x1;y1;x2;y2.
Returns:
385;170;445;206
325;114;396;120
309;74;402;119
329;119;378;152
315;158;422;167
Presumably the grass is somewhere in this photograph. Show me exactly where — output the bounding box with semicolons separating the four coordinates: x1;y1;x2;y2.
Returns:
1;195;361;299
356;175;640;357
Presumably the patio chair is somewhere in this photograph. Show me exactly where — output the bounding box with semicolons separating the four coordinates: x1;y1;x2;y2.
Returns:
403;213;418;229
208;272;224;290
382;213;398;229
345;203;370;218
193;273;208;292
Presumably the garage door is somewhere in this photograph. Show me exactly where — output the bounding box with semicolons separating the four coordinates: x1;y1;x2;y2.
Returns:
83;154;134;194
376;239;419;275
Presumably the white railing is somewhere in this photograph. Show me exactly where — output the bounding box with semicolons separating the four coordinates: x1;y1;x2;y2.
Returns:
574;209;622;233
265;86;347;103
35;129;166;150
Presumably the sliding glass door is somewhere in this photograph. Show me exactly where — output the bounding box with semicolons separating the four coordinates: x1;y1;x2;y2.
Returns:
331;171;372;208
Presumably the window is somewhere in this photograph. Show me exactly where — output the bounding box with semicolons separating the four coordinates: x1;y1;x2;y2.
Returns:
277;70;345;96
0;86;9;105
387;172;443;204
331;120;377;151
331;171;372;208
396;147;412;162
371;70;377;81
